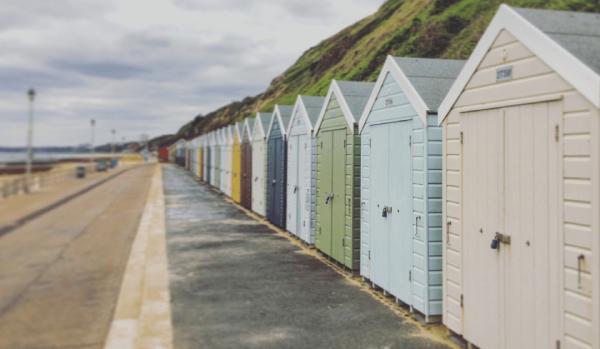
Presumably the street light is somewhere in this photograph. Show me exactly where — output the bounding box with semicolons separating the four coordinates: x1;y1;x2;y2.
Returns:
90;119;96;163
25;88;35;193
111;129;116;155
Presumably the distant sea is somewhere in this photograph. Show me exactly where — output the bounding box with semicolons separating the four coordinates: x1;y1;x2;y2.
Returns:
0;151;93;163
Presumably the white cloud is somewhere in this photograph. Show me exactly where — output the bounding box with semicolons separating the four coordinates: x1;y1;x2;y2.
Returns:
0;0;384;146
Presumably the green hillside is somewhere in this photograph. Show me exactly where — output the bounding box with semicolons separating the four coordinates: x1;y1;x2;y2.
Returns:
158;0;600;145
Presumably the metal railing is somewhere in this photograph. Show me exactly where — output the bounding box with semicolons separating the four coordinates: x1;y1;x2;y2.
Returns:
0;163;99;200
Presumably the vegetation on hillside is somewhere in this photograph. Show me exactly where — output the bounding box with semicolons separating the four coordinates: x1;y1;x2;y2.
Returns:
152;0;600;147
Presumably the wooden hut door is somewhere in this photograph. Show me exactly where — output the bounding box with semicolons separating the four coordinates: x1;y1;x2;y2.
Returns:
273;137;285;227
298;134;310;242
267;139;276;222
317;131;333;255
462;103;561;349
369;125;390;290
287;136;298;235
331;129;347;264
388;121;413;303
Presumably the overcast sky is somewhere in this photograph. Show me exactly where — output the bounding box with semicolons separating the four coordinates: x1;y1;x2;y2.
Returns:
0;0;384;147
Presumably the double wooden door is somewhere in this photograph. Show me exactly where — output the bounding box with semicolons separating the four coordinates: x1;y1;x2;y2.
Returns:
267;136;286;228
241;142;252;209
369;121;413;302
461;102;561;349
316;129;346;263
287;134;310;241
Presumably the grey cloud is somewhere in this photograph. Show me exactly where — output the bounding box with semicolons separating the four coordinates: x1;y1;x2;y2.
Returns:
50;60;150;80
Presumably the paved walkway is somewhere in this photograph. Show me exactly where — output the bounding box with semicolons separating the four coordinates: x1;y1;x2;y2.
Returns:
0;165;135;234
163;165;454;349
0;165;155;349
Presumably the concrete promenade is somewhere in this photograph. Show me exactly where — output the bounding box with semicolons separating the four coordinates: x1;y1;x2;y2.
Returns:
0;164;155;349
163;165;455;349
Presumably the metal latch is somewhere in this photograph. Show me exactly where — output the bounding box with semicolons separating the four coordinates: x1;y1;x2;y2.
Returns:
491;232;511;250
325;193;334;205
381;206;392;218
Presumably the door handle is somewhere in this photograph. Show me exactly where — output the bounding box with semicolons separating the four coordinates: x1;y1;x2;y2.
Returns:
293;186;298;194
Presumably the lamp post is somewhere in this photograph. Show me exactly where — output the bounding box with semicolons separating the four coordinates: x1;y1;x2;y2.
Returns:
25;88;35;193
111;129;116;155
90;119;96;163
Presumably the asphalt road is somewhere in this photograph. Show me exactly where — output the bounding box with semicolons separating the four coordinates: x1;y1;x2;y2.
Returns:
0;164;155;349
163;165;452;349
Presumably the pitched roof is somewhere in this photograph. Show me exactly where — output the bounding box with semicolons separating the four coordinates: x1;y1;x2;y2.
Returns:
266;105;294;138
258;112;271;135
300;95;326;126
243;117;255;141
514;7;600;75
393;57;465;111
314;80;375;133
359;56;464;131
336;81;374;118
438;5;600;123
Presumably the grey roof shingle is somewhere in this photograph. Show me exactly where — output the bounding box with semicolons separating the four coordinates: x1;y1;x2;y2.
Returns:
336;81;375;121
392;57;465;112
299;95;326;126
514;7;600;75
257;112;271;136
276;105;294;132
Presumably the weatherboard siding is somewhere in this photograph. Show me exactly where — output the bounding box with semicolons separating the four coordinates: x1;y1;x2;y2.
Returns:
360;73;442;316
288;106;315;243
316;95;361;270
442;30;598;348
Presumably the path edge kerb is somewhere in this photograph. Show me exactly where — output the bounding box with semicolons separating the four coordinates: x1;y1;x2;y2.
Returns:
103;164;174;349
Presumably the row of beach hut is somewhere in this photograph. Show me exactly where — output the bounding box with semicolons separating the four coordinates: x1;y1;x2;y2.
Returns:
177;6;599;349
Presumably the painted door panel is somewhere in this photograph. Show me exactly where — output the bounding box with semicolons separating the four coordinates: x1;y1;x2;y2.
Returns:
331;129;346;263
252;140;266;216
462;102;560;349
463;109;503;349
503;103;560;349
316;131;333;255
287;136;298;235
298;134;310;242
388;121;413;303
369;125;389;289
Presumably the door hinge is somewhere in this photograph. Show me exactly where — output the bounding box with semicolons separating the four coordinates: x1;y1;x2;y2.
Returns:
460;131;464;144
555;124;560;142
368;250;371;260
343;139;346;148
408;270;412;281
409;136;412;146
368;138;371;147
342;238;345;247
320;141;323;148
460;294;464;307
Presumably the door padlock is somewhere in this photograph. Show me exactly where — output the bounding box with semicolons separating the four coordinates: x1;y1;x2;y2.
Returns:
491;232;511;250
490;235;500;250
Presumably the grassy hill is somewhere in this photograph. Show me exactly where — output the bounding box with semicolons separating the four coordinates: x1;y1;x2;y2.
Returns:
155;0;600;146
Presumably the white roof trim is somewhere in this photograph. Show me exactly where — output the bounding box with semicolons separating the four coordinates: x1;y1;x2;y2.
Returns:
243;118;253;142
314;80;359;134
438;4;600;124
286;96;314;136
233;122;242;142
358;56;430;132
252;113;266;139
225;125;233;145
266;105;288;139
